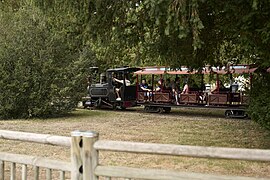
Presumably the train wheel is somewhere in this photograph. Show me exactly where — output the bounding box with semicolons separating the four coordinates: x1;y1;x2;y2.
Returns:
225;110;233;118
112;103;117;110
164;107;171;113
94;98;102;108
144;106;150;112
120;105;126;110
157;107;164;113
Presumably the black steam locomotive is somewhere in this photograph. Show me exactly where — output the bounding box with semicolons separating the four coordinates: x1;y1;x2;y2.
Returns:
85;67;140;109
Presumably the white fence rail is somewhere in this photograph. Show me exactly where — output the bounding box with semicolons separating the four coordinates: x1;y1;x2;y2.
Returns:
0;130;71;180
94;140;270;162
0;130;269;180
0;130;70;147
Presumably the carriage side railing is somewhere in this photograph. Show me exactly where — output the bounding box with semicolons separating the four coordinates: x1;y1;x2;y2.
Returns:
1;130;270;180
137;89;249;106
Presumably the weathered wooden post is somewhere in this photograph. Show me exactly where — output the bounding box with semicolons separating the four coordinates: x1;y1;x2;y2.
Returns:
71;131;83;180
60;171;65;180
46;168;52;180
82;131;99;180
33;166;39;180
10;162;16;180
0;161;4;180
22;164;27;180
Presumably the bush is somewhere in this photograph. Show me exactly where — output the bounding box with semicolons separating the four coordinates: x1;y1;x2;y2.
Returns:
0;6;83;118
248;73;270;130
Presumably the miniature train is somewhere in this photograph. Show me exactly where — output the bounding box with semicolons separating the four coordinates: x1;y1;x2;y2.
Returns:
84;65;256;118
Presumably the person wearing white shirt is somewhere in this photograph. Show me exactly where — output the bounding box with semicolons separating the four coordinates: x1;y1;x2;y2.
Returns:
113;77;130;101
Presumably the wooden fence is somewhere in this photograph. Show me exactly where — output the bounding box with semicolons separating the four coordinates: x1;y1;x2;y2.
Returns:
0;130;270;180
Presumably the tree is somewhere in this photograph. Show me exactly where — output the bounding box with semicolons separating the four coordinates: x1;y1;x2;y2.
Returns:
249;73;270;130
217;0;270;129
86;0;206;68
0;5;81;118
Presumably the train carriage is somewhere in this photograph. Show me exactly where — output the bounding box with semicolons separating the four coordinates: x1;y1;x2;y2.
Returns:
134;65;256;117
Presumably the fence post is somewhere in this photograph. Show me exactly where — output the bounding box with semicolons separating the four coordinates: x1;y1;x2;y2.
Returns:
71;131;83;180
22;164;27;180
10;162;16;180
82;131;99;180
33;166;39;180
0;161;4;180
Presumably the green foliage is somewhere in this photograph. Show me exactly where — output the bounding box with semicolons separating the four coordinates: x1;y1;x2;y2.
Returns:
213;41;253;65
86;0;207;67
85;0;270;69
0;5;82;118
215;0;270;67
249;73;270;130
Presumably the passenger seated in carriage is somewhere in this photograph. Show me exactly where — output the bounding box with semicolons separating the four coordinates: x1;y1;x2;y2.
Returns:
164;78;173;90
211;80;229;94
174;80;190;105
155;80;162;92
181;82;190;94
180;76;190;95
140;79;151;91
140;79;152;100
172;77;181;105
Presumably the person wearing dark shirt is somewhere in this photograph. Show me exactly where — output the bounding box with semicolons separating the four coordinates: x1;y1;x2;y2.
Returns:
140;79;151;92
140;79;151;100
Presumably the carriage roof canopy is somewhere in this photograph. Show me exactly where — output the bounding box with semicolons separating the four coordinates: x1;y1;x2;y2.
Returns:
134;65;257;75
107;67;141;73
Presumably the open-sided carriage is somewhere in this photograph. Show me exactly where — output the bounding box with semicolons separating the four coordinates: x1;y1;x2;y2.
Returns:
135;65;256;117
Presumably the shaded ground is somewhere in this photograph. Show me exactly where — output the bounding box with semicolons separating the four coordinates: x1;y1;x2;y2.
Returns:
0;107;270;179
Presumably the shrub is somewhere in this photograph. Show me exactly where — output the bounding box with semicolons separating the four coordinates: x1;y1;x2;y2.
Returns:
0;6;82;118
248;73;270;130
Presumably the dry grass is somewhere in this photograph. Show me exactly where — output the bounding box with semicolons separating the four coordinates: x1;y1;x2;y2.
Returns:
0;107;270;179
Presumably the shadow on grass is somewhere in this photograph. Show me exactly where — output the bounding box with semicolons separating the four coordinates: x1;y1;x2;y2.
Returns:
56;108;107;119
169;109;251;120
71;107;251;122
134;106;250;120
88;106;251;120
0;108;107;122
2;108;135;122
33;106;249;121
169;108;225;119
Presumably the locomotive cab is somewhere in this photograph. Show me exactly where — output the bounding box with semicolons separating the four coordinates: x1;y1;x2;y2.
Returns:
88;67;140;109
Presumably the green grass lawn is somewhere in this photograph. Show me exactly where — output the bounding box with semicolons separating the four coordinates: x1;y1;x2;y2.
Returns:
0;108;269;178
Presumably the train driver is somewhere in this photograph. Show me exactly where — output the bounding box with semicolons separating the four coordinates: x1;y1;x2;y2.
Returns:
113;77;130;101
